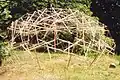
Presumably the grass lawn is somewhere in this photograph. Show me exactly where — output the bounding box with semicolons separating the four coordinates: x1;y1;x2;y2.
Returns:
0;51;120;80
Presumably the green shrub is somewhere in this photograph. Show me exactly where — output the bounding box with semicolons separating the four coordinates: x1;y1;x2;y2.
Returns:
0;0;92;30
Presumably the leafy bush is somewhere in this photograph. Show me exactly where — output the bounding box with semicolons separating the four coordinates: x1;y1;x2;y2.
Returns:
0;41;6;66
0;0;114;56
0;41;5;58
0;0;92;30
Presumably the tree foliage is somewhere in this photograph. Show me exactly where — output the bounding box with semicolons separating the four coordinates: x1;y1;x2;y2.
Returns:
90;0;120;54
0;0;92;61
0;0;92;30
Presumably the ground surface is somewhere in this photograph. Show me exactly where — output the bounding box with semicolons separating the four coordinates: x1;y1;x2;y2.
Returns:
0;51;120;80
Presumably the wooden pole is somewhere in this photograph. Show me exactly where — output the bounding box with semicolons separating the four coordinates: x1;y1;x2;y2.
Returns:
54;25;57;52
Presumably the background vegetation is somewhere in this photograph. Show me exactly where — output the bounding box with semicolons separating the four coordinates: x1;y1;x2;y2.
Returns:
0;0;92;30
0;0;93;59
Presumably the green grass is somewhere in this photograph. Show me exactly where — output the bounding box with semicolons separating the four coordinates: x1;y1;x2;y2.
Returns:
0;51;120;80
115;55;120;62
